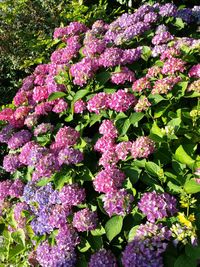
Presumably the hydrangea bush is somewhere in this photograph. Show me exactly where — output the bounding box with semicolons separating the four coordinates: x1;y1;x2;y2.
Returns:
0;3;200;267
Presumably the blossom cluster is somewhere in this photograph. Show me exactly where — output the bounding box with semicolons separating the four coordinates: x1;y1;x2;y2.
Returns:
0;2;199;266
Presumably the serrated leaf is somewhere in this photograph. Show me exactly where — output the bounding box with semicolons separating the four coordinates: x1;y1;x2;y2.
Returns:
9;245;25;259
167;181;182;194
184;179;200;194
105;216;123;242
145;162;163;177
154;103;170;118
174;145;195;168
150;121;164;142
48;92;66;101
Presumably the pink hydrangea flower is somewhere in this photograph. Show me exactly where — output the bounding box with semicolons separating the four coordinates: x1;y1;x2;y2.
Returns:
131;136;155;159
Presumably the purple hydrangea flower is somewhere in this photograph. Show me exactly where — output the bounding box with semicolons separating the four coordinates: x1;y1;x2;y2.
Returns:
0;124;15;143
3;153;23;173
9;179;24;198
115;141;132;160
93;167;125;193
55;126;80;148
110;67;135;85
103;189;133;217
7;130;32;150
34;123;53;137
188;64;200;78
73;208;98;232
159;3;177;17
56;224;80;250
122;222;171;267
74;99;87;114
70;58;99;86
58;147;83;166
36;241;77;267
94;136;115;154
19;141;47;166
89;249;118;267
0;180;12;201
99;48;123;67
138;191;177;222
52;99;68;113
108;90;137;112
59;184;86;206
87;92;110;114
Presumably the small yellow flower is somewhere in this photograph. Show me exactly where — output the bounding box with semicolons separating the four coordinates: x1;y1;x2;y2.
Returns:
177;213;192;228
188;214;195;222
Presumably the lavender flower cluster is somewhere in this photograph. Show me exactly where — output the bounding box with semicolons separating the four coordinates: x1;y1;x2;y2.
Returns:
122;222;172;267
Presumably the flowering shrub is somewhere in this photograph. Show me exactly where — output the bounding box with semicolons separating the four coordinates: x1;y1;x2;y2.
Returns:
0;2;200;267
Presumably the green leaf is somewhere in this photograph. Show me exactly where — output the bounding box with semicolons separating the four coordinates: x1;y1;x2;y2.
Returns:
76;167;93;181
184;179;200;194
105;216;123;242
176;81;188;96
8;245;25;259
148;94;166;105
145;162;164;178
167;181;183;194
96;71;111;85
76;255;87;267
36;178;51;187
128;225;139;242
73;89;88;102
167;118;181;130
11;229;26;247
174;18;185;30
54;173;71;190
122;166;140;185
185;92;200;98
149;121;164;142
154;103;170;118
91;225;105;236
174;145;195;168
141;46;152;61
174;255;196;267
185;244;200;259
88;235;103;251
78;238;91;253
48;92;66;101
121;118;131;135
129;112;144;125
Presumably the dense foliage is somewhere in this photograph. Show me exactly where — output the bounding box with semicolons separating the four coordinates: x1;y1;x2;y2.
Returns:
0;2;200;267
0;0;121;105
